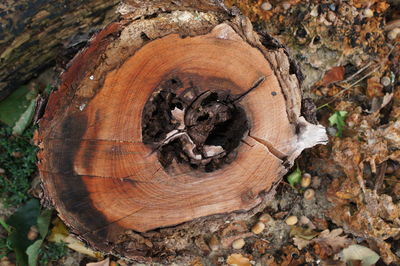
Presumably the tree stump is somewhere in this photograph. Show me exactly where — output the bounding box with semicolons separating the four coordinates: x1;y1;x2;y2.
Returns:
36;0;327;262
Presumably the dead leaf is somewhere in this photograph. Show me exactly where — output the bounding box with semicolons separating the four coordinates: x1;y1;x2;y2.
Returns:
366;76;384;98
314;229;352;256
65;235;103;258
319;66;345;86
293;228;351;256
252;239;269;254
280;245;304;265
340;244;379;266
293;236;312;250
328;201;400;240
190;257;204;266
290;226;318;240
48;217;103;258
378;194;400;221
87;258;110;266
227;253;251;266
373;239;399;265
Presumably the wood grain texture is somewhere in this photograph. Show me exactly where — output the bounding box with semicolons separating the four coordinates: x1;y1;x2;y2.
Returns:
36;5;327;262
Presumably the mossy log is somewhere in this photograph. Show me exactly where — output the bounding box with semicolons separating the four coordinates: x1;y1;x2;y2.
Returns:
0;0;120;100
35;0;327;263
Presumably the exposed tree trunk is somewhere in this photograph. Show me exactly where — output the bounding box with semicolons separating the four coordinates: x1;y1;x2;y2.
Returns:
35;0;327;263
0;0;120;100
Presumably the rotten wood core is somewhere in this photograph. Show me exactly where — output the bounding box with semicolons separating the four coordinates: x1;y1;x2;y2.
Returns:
36;3;327;263
141;76;270;172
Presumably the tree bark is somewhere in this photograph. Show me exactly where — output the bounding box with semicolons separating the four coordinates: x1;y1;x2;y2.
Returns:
0;0;120;100
35;0;327;263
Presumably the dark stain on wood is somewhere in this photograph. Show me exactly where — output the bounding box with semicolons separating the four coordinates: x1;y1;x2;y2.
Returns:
54;113;111;242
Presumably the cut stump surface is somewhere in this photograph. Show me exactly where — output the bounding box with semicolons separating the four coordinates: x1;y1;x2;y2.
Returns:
36;4;327;262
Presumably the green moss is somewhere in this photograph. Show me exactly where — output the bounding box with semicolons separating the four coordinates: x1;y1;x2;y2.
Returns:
0;125;37;207
38;242;68;265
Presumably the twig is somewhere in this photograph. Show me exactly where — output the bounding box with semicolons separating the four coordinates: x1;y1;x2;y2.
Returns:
339;61;373;84
316;65;381;109
337;65;381;97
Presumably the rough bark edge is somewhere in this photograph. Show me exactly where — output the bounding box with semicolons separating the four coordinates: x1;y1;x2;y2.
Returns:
119;0;229;19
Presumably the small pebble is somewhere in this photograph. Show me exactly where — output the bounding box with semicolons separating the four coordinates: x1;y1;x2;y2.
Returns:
282;2;291;10
208;235;219;251
329;4;336;11
301;173;312;188
89;75;94;80
259;213;272;223
304;188;316;200
285;216;298;225
232;238;245;249
261;2;272;11
251;221;265;234
363;8;374;18
381;76;391;87
388;28;400;40
27;225;38;241
0;168;5;174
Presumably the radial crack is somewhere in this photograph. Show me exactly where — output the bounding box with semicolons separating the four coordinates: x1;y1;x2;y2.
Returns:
248;135;287;160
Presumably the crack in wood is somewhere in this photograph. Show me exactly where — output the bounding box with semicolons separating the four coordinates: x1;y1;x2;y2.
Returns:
248;135;287;161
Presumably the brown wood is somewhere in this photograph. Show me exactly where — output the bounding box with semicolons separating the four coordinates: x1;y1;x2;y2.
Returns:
0;0;119;100
36;2;327;262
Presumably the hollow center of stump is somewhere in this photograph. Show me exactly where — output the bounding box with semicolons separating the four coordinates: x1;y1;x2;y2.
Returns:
142;77;249;172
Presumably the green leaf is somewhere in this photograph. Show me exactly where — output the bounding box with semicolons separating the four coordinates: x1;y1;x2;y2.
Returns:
26;239;43;266
0;125;37;207
0;218;11;233
287;167;302;187
38;242;68;265
0;86;37;127
12;98;36;135
328;110;348;137
26;209;52;266
6;199;40;266
37;209;52;239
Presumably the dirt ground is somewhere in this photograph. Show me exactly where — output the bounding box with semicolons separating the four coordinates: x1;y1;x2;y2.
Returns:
1;0;400;265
